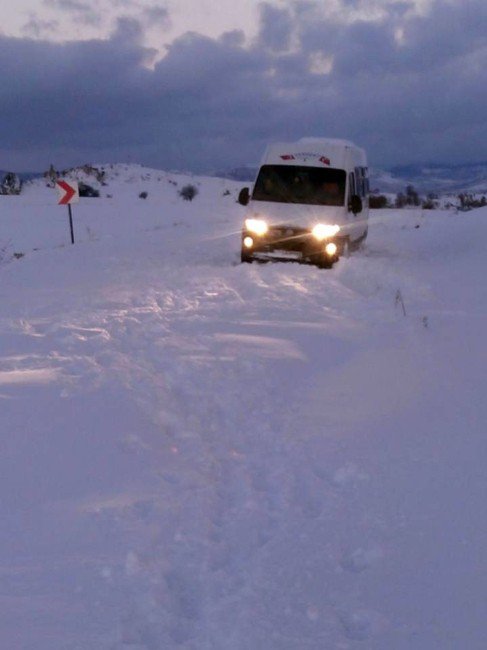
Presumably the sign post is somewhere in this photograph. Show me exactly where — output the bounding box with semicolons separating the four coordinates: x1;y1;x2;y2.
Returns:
56;180;79;244
68;204;75;245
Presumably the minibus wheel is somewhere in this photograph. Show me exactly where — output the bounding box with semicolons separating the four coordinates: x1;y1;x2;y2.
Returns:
338;237;350;257
349;227;368;252
313;254;333;269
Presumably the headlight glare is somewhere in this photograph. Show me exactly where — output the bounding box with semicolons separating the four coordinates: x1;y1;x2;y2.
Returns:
312;223;340;241
325;242;338;256
245;218;268;236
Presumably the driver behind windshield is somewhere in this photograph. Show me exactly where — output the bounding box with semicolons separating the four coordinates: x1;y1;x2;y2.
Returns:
253;165;345;206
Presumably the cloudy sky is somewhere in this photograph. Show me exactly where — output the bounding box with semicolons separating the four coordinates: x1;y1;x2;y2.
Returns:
1;0;486;172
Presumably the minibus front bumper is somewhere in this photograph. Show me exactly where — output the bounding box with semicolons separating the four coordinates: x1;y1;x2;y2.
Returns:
241;224;341;267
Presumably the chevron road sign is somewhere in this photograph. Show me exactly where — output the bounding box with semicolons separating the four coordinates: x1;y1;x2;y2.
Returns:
56;180;79;205
56;180;79;244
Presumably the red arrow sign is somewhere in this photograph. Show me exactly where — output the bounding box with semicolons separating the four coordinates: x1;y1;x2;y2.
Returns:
56;180;79;205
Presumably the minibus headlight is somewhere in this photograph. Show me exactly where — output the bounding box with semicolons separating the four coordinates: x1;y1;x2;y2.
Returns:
325;242;338;256
245;219;268;236
311;224;340;241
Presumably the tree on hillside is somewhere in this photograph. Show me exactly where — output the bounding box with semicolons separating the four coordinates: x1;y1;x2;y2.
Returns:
395;192;407;208
0;172;22;195
422;193;439;210
406;185;420;206
369;194;389;208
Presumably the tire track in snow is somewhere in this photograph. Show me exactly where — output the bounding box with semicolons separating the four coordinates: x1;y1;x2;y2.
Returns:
60;270;392;649
3;261;401;648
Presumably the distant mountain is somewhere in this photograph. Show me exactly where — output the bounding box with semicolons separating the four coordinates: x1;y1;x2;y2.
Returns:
374;162;487;194
214;162;487;195
0;170;42;181
212;166;257;183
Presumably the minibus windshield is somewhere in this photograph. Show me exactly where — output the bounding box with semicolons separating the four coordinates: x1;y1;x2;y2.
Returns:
252;165;346;206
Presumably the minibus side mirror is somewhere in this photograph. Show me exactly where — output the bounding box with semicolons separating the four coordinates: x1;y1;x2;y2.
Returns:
238;187;250;206
349;195;363;215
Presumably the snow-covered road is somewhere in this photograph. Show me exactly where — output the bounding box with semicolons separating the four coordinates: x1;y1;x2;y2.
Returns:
1;171;486;649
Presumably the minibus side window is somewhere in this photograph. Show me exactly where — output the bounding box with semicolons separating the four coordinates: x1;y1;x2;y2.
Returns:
349;172;356;198
355;167;365;197
363;167;370;195
362;167;369;196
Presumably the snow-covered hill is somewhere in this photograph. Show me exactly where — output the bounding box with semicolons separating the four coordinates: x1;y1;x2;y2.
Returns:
4;159;487;204
0;164;242;260
1;167;486;649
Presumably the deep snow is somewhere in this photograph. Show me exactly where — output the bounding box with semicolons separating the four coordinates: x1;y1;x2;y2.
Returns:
1;166;486;649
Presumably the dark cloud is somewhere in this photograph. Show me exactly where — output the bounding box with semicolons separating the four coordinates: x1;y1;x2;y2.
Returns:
299;0;487;75
257;3;294;51
21;16;60;39
142;5;170;28
219;30;246;48
45;0;93;10
1;0;486;171
43;0;101;26
111;15;147;45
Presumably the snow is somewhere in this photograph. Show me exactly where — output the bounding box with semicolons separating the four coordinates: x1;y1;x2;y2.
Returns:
1;167;487;649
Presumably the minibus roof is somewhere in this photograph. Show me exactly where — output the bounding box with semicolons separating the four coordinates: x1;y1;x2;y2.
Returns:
262;138;366;170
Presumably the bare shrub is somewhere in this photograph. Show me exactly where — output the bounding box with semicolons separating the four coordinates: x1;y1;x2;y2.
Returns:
179;184;198;201
369;194;388;209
